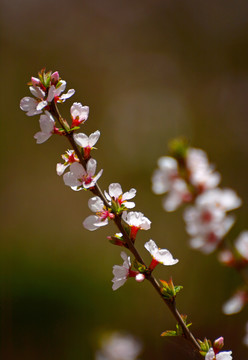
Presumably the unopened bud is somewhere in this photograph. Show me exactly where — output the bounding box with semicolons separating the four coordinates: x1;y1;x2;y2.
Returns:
135;273;145;283
218;250;235;266
51;71;59;84
31;77;40;86
213;337;224;351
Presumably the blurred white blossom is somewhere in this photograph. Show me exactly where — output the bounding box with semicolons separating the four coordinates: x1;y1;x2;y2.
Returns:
95;332;142;360
222;290;247;315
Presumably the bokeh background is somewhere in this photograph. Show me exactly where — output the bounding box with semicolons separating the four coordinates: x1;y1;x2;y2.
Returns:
1;0;248;359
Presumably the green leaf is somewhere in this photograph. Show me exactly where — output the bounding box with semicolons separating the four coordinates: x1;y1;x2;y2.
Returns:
70;126;80;131
174;285;183;294
197;338;211;354
161;330;177;337
160;278;183;300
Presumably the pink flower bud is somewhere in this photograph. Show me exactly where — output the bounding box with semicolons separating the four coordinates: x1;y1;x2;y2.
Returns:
31;77;40;86
51;71;59;84
213;337;224;351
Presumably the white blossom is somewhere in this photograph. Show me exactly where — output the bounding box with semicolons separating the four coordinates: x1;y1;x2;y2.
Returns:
235;231;248;260
20;96;45;116
205;348;232;360
162;179;191;212
104;183;136;209
184;188;241;254
122;211;151;230
144;239;179;266
63;159;103;190
197;188;241;212
74;130;100;149
20;79;75;117
47;80;75;103
152;156;192;211
95;332;142;360
20;85;48;115
152;156;178;194
222;290;247;315
56;150;79;176
83;196;111;231
70;102;89;125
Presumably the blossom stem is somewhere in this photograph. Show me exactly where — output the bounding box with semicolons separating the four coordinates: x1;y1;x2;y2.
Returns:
50;101;201;356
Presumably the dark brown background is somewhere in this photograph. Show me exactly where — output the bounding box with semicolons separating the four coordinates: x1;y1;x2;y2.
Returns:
1;0;248;358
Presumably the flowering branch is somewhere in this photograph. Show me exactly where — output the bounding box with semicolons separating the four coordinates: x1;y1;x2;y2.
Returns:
20;69;233;359
49;98;201;353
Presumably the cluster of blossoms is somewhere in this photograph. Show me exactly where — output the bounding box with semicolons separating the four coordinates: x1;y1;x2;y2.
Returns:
21;70;235;359
152;142;242;254
20;70;75;117
20;69;180;300
184;188;241;254
152;139;248;348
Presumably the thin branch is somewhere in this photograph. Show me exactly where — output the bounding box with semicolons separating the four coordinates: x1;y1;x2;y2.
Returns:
50;100;202;356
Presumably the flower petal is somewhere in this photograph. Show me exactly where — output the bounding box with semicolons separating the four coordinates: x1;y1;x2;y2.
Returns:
122;188;136;201
88;130;100;147
88;196;104;212
73;133;89;148
86;158;97;177
109;183;122;198
63;172;82;187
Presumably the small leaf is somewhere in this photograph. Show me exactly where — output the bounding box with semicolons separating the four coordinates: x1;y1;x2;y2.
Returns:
161;330;177;337
174;285;183;294
197;338;211;353
160;278;183;300
70;126;80;131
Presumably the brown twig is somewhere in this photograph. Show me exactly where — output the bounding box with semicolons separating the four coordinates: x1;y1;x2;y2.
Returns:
50;100;202;356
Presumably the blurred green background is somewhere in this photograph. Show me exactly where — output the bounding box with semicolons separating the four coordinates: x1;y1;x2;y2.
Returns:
1;0;248;359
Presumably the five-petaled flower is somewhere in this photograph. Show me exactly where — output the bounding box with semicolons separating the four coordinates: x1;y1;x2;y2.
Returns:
122;211;151;240
83;196;114;231
144;239;179;270
63;159;103;190
104;183;136;213
74;130;100;159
